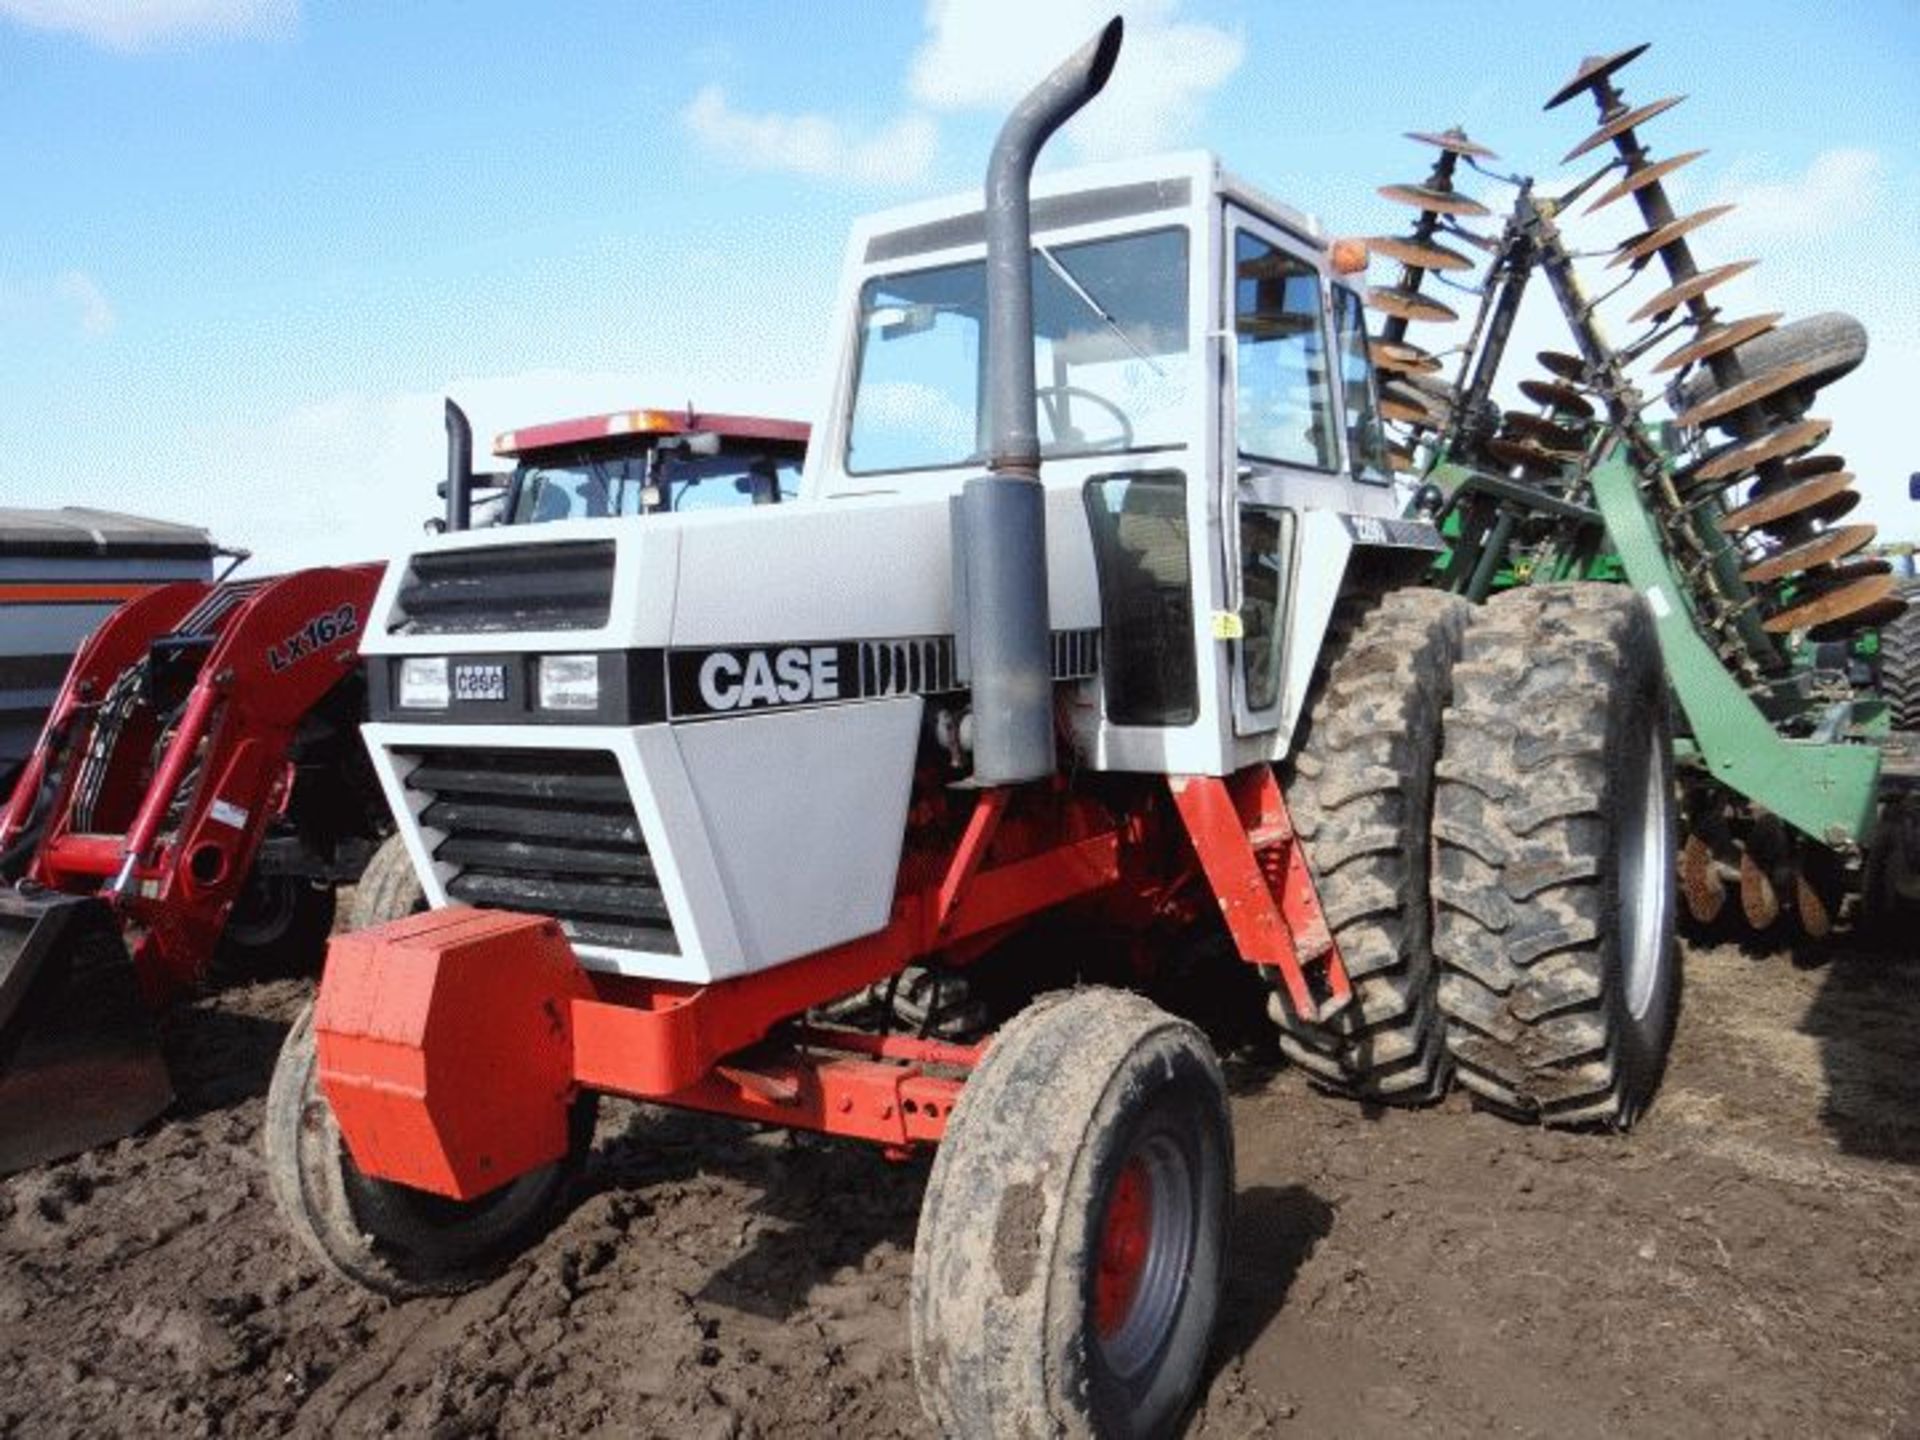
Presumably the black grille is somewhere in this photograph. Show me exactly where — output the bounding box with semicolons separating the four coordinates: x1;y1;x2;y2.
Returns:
400;746;676;954
390;541;615;635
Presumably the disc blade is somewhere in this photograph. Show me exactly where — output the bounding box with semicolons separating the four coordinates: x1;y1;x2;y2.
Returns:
1405;127;1499;159
1378;182;1491;218
1545;43;1652;109
1518;378;1596;419
1808;596;1907;642
1741;523;1875;585
1537;351;1587;383
1787;452;1846;479
1564;94;1686;163
1485;436;1565;475
1609;204;1738;269
1630;260;1759;324
1502;411;1585;453
1586;149;1708;215
1717;470;1855;533
1367;234;1476;272
1688;417;1831;485
1371;338;1444;375
1801;557;1891;593
1763;572;1900;634
1381;382;1447;423
1381;397;1440;428
1800;488;1863;527
1654;312;1783;372
1675;356;1828;430
1367;285;1460;324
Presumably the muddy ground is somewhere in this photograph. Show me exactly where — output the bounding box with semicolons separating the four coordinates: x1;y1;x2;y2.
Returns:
2;936;1918;1438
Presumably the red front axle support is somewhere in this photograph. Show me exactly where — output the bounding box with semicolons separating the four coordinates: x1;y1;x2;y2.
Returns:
316;770;1348;1201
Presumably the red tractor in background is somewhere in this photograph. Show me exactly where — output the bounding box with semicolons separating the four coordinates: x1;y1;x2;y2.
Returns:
0;401;807;1172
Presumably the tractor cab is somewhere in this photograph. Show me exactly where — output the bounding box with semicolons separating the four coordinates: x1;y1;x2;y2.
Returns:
806;150;1440;772
495;408;807;522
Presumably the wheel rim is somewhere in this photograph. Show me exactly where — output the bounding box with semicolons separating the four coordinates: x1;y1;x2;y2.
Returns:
1619;727;1673;1022
1092;1132;1195;1380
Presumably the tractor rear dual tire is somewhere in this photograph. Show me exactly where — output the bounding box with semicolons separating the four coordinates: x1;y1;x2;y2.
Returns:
1274;588;1470;1103
1432;584;1680;1129
912;988;1231;1440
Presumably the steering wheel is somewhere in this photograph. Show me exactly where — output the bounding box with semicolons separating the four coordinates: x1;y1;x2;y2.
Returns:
1035;384;1134;454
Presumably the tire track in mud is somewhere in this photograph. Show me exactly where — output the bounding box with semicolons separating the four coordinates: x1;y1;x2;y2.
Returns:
2;942;1917;1437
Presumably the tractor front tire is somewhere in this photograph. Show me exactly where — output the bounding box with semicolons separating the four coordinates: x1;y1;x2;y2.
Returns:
1432;584;1680;1128
348;832;427;931
264;1002;592;1297
1275;587;1470;1102
911;989;1231;1440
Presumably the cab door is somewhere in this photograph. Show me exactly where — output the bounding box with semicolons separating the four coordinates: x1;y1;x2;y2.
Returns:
1221;209;1344;736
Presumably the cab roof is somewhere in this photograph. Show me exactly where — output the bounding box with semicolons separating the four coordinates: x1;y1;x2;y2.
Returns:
494;408;810;459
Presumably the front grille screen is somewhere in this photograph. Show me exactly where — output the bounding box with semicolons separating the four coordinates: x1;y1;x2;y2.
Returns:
400;745;675;954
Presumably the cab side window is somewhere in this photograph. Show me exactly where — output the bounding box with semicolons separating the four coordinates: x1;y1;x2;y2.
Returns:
1332;285;1390;479
1234;233;1339;470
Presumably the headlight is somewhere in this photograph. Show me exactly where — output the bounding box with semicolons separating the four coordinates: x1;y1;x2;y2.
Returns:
538;654;600;711
397;656;449;708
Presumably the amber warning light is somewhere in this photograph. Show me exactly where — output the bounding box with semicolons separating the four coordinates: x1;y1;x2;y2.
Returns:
1330;238;1370;275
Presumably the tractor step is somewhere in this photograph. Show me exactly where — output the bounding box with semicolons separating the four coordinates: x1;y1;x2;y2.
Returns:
0;890;172;1174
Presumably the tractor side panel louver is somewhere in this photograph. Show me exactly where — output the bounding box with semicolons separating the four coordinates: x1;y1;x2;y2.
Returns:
400;746;677;955
389;541;615;635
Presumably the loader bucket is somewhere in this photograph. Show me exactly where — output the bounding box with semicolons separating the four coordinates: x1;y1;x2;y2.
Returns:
0;891;172;1174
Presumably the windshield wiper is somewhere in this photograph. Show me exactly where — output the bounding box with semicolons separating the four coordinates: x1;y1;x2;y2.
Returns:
1035;244;1165;377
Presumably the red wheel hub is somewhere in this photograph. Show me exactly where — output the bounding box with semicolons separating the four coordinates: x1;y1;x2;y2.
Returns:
1093;1156;1154;1338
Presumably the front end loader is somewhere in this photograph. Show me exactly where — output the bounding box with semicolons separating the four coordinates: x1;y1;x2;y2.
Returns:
0;563;385;1171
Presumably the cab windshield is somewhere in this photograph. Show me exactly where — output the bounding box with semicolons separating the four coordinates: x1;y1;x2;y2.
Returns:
508;448;801;523
847;228;1191;475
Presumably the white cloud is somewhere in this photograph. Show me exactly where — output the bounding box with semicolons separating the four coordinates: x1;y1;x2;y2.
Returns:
682;85;938;187
54;269;113;336
0;0;294;49
908;0;1244;161
1709;148;1885;242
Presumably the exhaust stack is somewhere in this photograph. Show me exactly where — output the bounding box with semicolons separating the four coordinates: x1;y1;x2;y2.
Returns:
958;15;1123;785
444;398;474;533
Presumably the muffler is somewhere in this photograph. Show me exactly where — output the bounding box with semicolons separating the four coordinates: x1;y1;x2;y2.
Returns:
0;890;171;1174
956;16;1124;785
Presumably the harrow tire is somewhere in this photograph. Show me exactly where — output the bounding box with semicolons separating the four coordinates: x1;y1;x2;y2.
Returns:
1878;582;1920;731
347;832;427;931
264;1001;592;1298
1432;584;1680;1129
1669;312;1868;432
912;989;1231;1440
1274;588;1470;1102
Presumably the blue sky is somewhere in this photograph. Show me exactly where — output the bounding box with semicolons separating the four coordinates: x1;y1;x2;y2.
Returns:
2;0;1916;567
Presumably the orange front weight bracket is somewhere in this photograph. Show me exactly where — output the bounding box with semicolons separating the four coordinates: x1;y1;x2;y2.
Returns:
1168;769;1351;1023
315;908;589;1201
